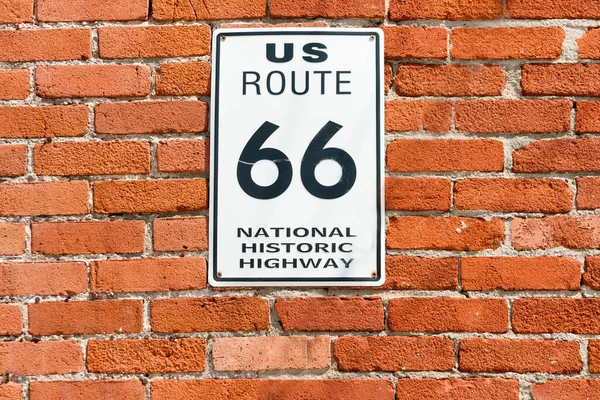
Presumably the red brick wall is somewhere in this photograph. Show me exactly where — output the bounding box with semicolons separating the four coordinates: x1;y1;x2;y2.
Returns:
0;0;599;399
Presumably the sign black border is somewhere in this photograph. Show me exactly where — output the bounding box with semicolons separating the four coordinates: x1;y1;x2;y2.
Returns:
211;30;383;284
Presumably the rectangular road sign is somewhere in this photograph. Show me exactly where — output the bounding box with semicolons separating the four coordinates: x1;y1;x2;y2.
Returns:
209;28;384;287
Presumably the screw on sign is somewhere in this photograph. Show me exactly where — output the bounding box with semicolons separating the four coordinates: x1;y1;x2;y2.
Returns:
209;28;384;287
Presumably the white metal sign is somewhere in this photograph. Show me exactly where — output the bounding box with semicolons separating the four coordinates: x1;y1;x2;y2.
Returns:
209;28;384;287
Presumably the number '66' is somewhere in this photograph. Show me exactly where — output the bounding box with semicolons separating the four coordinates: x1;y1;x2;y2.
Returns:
237;121;357;200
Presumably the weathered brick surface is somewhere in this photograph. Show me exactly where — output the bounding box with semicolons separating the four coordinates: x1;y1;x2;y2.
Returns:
383;256;458;290
0;341;83;376
0;2;599;397
0;0;33;23
156;62;211;96
387;139;504;172
213;336;330;372
390;0;503;20
95;101;208;135
151;297;270;332
0;145;27;177
87;338;206;374
0;70;29;100
30;381;145;400
0;29;91;62
387;216;505;251
36;65;151;98
459;339;582;374
388;298;508;333
0;106;88;138
29;300;143;336
91;257;207;293
151;379;394;400
275;297;384;331
396;379;519;400
395;65;505;97
334;336;455;372
34;141;150;176
462;257;581;291
98;26;211;59
0;262;87;296
451;28;565;60
37;0;148;22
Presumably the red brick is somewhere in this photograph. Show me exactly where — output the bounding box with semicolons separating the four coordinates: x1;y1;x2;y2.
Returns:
36;65;150;98
0;69;29;100
385;178;451;212
29;300;143;336
509;0;600;18
34;141;150;176
455;100;572;134
395;65;505;97
532;379;600;400
460;339;581;374
0;262;87;296
32;220;145;255
522;64;600;97
0;0;33;23
94;179;207;214
0;341;83;376
584;256;600;290
0;384;21;400
454;178;573;213
213;336;330;372
385;100;452;132
276;297;384;332
381;27;447;59
0;29;91;62
383;256;458;290
154;0;265;20
462;257;581;291
389;298;508;333
513;299;600;334
451;28;564;60
577;178;600;209
514;139;600;173
156;62;210;96
157;140;208;173
91;257;206;293
0;145;27;177
151;297;269;333
579;29;600;59
384;63;392;94
271;0;384;19
334;336;454;372
387;139;504;172
95;101;207;135
391;0;503;20
576;101;600;134
0;181;89;217
387;216;505;251
0;223;25;256
30;380;145;400
99;25;210;59
0;105;88;139
396;379;519;400
512;215;600;250
153;217;208;252
0;304;22;336
37;0;148;22
588;342;600;373
87;338;206;374
151;379;394;400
